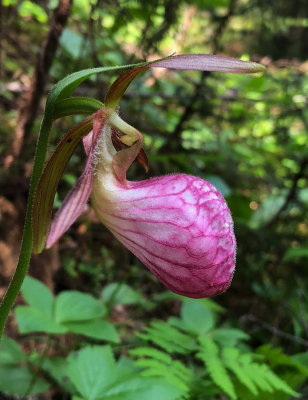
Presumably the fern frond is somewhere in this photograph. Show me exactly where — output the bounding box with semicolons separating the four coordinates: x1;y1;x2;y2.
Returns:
138;359;190;392
256;364;298;396
137;332;177;353
134;358;169;374
130;347;171;364
197;336;237;400
222;347;258;395
137;320;195;354
151;321;196;352
222;348;298;397
243;360;274;392
172;360;193;381
130;346;192;393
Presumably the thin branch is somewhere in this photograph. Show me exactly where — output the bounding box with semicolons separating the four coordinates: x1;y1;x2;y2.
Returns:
242;314;308;347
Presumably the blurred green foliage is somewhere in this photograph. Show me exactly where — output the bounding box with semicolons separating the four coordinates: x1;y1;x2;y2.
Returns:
1;277;307;399
1;0;308;398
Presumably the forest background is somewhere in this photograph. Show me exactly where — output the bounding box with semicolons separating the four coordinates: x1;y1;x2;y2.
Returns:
0;0;308;399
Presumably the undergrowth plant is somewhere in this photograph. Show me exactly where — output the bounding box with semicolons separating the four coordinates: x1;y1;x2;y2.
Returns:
0;277;307;399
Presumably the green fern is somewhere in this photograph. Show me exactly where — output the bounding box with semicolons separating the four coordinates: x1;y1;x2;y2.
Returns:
251;363;298;396
222;348;258;395
197;336;237;399
222;347;298;398
130;346;192;393
130;347;172;364
136;320;196;354
197;336;298;399
132;305;299;400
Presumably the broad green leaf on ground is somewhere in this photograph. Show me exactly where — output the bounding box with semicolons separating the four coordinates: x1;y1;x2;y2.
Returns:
21;276;54;317
0;336;26;365
101;282;144;305
15;306;66;334
63;319;119;342
181;299;216;334
212;328;250;347
67;346;116;400
0;365;50;395
54;291;106;323
99;377;183;400
38;357;75;393
67;345;183;400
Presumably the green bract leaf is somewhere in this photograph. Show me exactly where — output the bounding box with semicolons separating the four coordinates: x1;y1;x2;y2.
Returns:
104;55;175;108
53;97;104;120
32;117;93;254
49;63;146;104
105;65;149;108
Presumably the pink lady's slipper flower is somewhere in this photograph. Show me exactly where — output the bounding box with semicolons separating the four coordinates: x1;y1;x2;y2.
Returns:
34;55;265;298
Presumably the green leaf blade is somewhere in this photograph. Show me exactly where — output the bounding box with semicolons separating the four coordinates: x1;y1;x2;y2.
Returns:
53;97;104;120
63;319;119;343
54;291;106;323
67;345;116;400
0;336;26;365
21;276;54;317
15;306;66;334
0;365;50;396
32;117;93;253
181;299;215;334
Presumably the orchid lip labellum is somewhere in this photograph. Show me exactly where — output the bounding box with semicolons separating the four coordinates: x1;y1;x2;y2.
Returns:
92;113;236;298
47;109;236;298
37;55;265;298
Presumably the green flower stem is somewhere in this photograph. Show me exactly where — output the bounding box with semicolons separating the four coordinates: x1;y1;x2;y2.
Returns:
0;115;52;337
